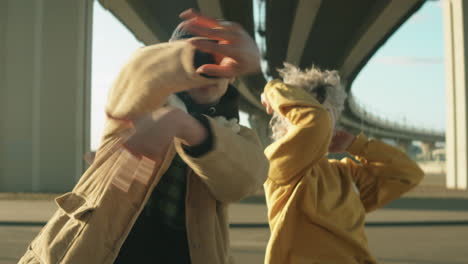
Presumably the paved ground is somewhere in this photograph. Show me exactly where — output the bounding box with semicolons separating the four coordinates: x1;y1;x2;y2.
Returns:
229;226;468;264
1;171;468;264
2;223;467;264
2;192;468;264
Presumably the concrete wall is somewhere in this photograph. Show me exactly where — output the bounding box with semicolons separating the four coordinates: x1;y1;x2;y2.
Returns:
0;0;93;192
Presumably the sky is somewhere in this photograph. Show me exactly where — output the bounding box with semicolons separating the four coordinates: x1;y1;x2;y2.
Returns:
90;1;445;150
90;3;142;149
352;1;445;133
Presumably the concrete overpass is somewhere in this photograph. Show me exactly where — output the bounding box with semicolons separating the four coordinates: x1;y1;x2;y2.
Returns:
96;0;454;183
343;95;444;143
96;0;431;143
0;0;466;191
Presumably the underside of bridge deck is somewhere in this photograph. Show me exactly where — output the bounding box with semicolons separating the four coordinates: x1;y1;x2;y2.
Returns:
99;0;426;143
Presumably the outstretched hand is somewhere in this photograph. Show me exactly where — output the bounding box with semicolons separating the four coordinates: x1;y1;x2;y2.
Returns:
328;130;356;153
179;9;261;78
123;107;208;161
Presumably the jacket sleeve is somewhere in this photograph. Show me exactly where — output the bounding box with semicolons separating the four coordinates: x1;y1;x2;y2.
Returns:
337;133;425;212
263;80;332;185
103;39;219;139
174;117;269;203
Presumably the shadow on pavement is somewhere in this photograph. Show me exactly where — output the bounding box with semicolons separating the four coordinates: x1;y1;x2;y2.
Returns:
384;197;468;211
241;195;468;212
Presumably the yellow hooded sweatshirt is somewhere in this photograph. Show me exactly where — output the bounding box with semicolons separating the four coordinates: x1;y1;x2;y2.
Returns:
263;80;424;264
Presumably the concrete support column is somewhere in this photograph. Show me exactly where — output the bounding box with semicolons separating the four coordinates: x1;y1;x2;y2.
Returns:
238;93;272;148
248;113;272;148
420;141;436;161
443;0;468;190
0;0;93;192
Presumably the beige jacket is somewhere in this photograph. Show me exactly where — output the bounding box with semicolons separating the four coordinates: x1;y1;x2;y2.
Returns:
19;40;268;264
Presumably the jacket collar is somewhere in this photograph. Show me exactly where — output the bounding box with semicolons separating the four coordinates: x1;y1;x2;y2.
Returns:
176;84;240;120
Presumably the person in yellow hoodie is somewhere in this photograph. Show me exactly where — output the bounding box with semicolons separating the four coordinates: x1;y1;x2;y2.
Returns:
261;63;425;264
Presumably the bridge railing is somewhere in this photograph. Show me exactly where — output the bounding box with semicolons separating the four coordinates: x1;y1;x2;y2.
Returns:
347;93;444;137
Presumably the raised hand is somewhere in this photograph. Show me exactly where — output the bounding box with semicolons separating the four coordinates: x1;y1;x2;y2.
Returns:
123;107;208;161
179;8;261;78
328;130;356;153
261;93;273;115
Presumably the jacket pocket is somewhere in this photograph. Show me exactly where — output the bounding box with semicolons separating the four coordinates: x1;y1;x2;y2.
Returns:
29;192;95;264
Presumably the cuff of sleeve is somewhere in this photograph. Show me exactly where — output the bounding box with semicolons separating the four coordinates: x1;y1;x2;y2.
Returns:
182;114;214;158
346;133;369;155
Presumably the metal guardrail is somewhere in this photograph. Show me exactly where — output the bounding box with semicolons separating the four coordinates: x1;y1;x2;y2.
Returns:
346;93;445;140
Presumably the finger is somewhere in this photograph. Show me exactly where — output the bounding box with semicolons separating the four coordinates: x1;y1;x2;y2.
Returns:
179;8;198;20
212;53;224;65
217;20;242;31
189;39;238;58
183;23;237;41
267;106;273;115
196;64;236;78
180;10;220;28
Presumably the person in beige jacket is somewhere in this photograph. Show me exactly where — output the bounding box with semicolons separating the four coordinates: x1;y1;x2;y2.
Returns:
19;9;268;264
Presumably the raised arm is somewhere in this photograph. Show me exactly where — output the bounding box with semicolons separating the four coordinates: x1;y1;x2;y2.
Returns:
335;133;425;212
175;118;268;203
103;40;218;138
263;80;333;185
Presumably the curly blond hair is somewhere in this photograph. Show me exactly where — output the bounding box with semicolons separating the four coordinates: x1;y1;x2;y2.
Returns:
270;63;347;140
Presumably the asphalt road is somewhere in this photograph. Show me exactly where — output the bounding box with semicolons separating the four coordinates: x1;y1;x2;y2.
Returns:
2;180;468;264
2;224;468;264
